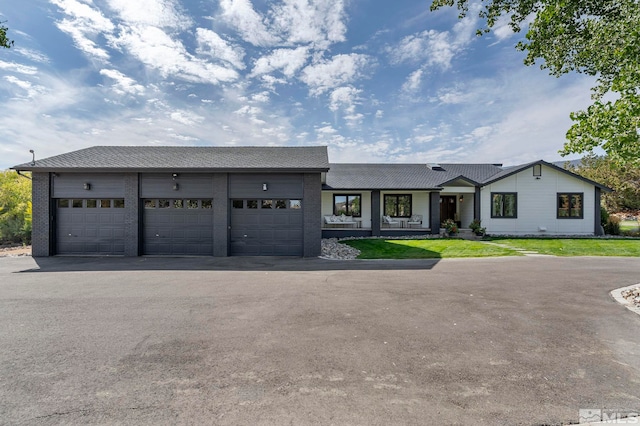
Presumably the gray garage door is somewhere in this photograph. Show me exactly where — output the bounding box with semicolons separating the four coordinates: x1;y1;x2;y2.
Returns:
143;199;214;255
230;199;303;256
56;198;126;255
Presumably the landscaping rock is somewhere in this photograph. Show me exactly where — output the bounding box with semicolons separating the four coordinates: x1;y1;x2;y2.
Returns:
621;287;640;308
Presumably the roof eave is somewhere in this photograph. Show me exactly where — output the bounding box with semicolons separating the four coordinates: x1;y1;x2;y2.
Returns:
12;166;330;173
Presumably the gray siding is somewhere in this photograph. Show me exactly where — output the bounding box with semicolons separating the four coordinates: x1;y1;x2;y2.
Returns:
229;174;303;198
213;174;228;257
371;190;381;236
140;173;214;198
429;192;440;234
52;173;125;198
124;173;139;256
32;172;51;257
303;173;322;257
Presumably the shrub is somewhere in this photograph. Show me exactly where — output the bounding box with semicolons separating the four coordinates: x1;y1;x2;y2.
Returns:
442;219;458;235
604;216;621;235
600;206;609;227
469;219;486;236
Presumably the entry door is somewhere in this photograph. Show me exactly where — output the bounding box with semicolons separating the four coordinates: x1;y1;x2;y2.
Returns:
440;196;457;223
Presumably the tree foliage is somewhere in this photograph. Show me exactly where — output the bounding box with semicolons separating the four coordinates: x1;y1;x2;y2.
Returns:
430;0;640;165
0;171;32;244
0;22;14;49
567;155;640;212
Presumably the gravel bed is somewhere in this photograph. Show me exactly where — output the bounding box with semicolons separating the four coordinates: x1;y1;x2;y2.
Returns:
622;287;640;309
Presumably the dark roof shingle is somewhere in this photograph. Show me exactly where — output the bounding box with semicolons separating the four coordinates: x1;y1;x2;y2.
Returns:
13;146;330;172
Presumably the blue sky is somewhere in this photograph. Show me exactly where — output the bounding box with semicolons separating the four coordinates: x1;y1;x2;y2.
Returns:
1;0;595;170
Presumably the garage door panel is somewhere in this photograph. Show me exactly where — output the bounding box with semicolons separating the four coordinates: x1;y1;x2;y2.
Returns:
142;199;213;255
56;199;126;255
230;198;303;256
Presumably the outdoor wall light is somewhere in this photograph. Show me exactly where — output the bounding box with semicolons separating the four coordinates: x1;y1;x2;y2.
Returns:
83;183;91;190
173;183;179;190
262;183;268;191
172;173;179;180
459;195;464;202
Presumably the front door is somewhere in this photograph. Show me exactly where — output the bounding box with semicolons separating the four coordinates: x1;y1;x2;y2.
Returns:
440;196;457;223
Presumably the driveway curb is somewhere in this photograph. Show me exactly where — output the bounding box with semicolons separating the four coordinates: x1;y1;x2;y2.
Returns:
610;283;640;317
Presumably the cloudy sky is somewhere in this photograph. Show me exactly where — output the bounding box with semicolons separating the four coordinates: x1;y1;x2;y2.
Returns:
1;0;595;169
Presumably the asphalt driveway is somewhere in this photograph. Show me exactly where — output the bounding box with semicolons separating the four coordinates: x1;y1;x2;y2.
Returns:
1;255;639;425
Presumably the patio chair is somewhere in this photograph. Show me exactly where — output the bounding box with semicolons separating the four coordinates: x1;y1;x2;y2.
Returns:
382;215;400;228
407;214;422;228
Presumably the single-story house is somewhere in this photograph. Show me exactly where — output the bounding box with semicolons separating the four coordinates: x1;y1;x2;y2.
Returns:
12;146;610;257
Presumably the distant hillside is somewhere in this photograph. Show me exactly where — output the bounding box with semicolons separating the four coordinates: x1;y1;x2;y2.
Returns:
553;159;583;169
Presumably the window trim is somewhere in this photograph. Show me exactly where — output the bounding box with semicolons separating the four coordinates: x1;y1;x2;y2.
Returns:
490;192;518;218
557;192;584;219
383;194;412;218
333;193;362;217
533;164;542;177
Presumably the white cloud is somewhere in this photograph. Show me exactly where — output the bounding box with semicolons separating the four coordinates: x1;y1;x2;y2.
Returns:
251;46;309;78
113;25;239;84
105;0;192;29
270;0;347;48
300;53;369;95
196;28;246;70
0;61;39;75
51;0;115;60
14;48;50;64
402;69;423;93
99;69;145;96
3;76;46;98
329;86;360;111
219;0;280;47
170;110;204;125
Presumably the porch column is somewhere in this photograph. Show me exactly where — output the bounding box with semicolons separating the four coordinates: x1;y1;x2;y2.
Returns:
474;187;481;221
429;192;440;235
594;187;603;236
371;190;381;236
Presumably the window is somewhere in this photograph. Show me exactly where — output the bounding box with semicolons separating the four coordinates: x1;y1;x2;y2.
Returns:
86;199;97;208
113;199;125;208
275;199;287;209
101;199;112;208
557;193;583;218
72;199;83;208
247;200;258;209
173;199;184;209
290;200;302;209
201;199;213;209
384;194;411;218
333;194;361;217
261;199;273;209
491;193;517;218
187;200;199;209
144;200;156;209
533;164;542;177
158;199;170;209
58;199;69;208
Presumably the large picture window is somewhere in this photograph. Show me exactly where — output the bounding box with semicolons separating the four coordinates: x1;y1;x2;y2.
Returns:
384;194;412;218
333;194;361;217
491;193;517;218
557;193;583;218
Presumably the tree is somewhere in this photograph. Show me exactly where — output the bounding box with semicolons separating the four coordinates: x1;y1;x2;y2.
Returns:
430;0;640;165
0;22;14;49
0;171;32;244
567;155;640;212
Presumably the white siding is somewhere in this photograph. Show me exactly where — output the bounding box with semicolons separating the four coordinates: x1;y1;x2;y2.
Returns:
322;191;372;228
380;191;430;228
481;165;596;235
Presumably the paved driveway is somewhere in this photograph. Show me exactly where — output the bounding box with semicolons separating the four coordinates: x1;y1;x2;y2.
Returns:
1;256;639;425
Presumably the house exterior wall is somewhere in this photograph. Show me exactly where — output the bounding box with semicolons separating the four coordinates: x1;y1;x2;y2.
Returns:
321;191;372;228
31;172;51;257
481;165;596;235
123;173;139;256
303;173;322;257
380;191;431;228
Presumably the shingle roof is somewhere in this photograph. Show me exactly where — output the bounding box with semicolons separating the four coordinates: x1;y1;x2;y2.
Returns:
323;163;504;190
12;146;330;172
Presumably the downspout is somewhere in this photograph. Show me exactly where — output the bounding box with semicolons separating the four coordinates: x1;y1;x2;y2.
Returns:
15;170;33;180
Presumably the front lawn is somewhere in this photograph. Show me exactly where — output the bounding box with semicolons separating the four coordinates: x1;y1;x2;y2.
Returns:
490;238;640;257
343;238;520;259
620;220;640;234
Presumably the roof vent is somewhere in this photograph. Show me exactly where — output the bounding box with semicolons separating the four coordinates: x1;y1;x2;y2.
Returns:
428;163;444;171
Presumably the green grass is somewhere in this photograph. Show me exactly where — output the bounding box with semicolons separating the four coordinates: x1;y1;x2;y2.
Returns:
343;238;520;259
491;238;640;257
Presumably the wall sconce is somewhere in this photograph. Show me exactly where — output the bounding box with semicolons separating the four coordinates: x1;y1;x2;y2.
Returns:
172;173;178;180
459;195;464;202
173;183;179;191
262;183;268;191
83;183;91;190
